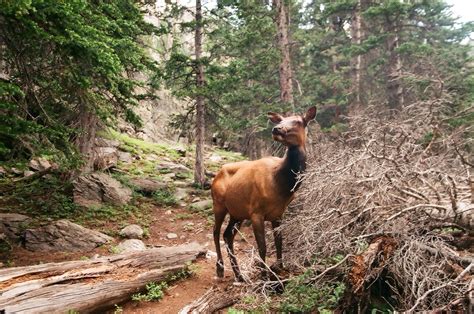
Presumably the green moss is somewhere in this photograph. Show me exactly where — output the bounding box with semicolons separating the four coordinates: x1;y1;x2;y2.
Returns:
99;129;181;160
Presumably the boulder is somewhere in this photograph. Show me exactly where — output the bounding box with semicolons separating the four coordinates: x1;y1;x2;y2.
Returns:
0;166;6;177
73;173;132;208
156;161;191;175
166;233;178;239
190;200;213;212
208;154;222;163
115;239;146;253
0;213;32;242
118;151;133;163
94;137;120;148
129;178;167;195
93;147;118;171
120;224;144;239
29;157;56;172
10;167;23;175
174;188;189;201
24;220;112;252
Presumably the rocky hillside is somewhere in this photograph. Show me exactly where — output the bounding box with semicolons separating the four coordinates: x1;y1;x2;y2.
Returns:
0;130;244;265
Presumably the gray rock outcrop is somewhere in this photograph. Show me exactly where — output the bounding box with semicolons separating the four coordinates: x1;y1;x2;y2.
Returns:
0;213;32;242
129;177;167;194
24;220;112;252
73;173;132;208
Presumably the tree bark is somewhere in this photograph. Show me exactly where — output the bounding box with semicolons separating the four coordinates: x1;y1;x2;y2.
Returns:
385;17;404;109
0;243;204;313
273;0;294;109
179;286;242;314
194;0;206;187
75;103;99;173
350;0;368;107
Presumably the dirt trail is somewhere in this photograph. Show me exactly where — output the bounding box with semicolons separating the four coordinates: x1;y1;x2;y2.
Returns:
119;205;255;313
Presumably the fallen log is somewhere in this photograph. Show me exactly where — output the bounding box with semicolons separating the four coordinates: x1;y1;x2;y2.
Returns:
179;286;242;314
0;242;204;313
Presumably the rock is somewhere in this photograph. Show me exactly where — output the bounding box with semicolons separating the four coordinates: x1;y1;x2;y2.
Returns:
162;173;176;180
118;151;132;163
119;224;144;239
166;233;178;239
94;137;120;148
0;213;32;242
129;178;167;195
73;173;132;208
10;167;23;175
174;181;191;188
23;170;35;177
146;154;159;161
116;239;146;253
190;200;213;212
93;147;118;171
191;197;201;203
175;147;186;157
24;220;112;252
209;154;222;163
29;157;55;171
174;188;189;201
0;166;6;177
156;161;191;175
165;210;172;215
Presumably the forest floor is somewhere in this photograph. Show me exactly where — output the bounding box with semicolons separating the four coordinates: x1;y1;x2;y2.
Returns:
1;131;258;313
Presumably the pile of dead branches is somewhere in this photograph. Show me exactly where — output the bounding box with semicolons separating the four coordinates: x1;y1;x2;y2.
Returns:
282;101;473;311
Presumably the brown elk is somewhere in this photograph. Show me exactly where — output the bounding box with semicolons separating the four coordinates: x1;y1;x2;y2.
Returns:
211;106;317;281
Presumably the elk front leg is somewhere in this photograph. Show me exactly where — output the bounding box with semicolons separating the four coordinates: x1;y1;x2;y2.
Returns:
251;215;267;277
271;219;283;272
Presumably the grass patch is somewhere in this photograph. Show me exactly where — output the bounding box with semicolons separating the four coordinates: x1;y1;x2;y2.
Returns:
100;129;180;160
152;187;177;206
131;264;196;302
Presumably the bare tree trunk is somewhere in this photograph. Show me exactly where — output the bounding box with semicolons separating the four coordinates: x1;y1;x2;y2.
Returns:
273;0;294;109
75;104;98;173
350;0;367;107
385;18;404;109
194;0;206;187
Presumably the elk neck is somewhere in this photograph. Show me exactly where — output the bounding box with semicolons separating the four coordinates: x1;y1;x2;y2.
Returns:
276;144;307;195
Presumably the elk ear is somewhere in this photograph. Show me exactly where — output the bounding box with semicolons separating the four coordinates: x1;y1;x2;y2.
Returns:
303;106;317;126
267;112;283;124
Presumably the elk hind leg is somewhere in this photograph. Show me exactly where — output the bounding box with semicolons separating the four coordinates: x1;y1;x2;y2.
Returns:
213;208;226;278
223;217;244;282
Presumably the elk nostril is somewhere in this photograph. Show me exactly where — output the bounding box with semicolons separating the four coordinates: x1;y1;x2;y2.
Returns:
272;127;283;135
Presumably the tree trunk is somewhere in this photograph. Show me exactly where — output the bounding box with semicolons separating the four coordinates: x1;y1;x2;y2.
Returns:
385;18;404;109
273;0;294;109
75;104;98;173
350;0;367;107
194;0;206;187
0;243;204;313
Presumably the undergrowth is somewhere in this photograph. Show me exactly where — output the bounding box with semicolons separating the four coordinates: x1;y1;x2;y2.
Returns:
131;264;197;302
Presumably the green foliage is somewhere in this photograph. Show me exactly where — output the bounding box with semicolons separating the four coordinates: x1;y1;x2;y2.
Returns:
132;281;168;302
132;265;196;302
152;187;177;206
0;0;159;161
280;270;346;313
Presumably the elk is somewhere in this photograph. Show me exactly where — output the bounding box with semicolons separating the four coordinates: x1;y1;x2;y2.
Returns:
211;106;317;281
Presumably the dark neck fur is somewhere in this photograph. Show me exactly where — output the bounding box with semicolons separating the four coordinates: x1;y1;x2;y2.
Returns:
276;145;307;195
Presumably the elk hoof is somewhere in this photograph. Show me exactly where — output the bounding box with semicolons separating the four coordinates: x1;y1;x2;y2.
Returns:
216;261;224;278
270;261;284;274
